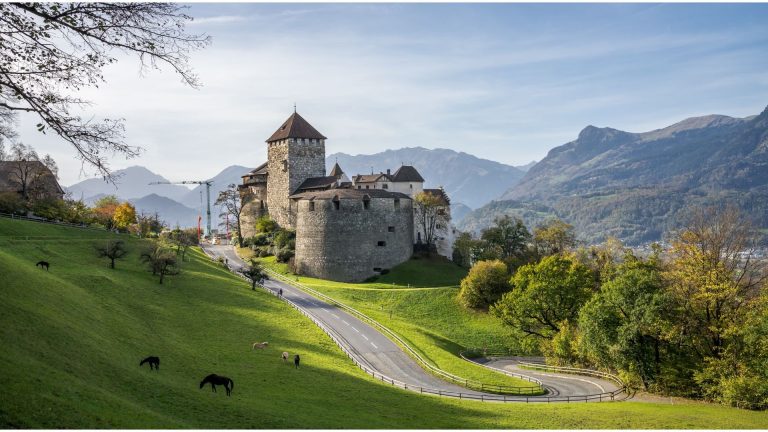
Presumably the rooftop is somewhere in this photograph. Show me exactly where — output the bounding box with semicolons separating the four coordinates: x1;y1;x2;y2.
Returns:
266;112;327;143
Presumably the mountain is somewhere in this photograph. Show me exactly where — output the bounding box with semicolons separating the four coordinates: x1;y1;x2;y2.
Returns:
326;147;526;209
514;161;538;172
66;166;191;202
459;106;768;245
179;165;252;209
129;194;200;228
450;203;473;225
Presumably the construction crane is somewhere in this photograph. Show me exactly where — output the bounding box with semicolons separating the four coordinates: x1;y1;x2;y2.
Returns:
148;180;214;238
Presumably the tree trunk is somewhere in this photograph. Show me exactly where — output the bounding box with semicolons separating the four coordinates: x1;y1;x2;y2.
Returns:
110;258;115;269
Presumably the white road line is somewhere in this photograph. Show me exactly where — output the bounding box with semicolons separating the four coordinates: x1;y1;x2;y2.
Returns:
342;320;350;326
370;342;378;349
351;326;359;333
331;313;340;319
361;334;369;341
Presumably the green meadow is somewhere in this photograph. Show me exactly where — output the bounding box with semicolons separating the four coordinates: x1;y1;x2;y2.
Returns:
1;218;766;428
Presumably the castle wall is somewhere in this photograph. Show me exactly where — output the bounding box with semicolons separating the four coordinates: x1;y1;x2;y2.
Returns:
295;196;414;282
266;138;325;229
239;183;267;239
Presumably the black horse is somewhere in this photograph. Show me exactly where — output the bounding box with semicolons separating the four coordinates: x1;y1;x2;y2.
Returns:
139;356;160;371
35;261;50;271
200;374;234;396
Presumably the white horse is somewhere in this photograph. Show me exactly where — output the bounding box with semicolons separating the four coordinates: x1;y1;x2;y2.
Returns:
252;341;269;350
281;352;289;362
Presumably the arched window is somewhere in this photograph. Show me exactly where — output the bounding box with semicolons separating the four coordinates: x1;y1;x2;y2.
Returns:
363;195;371;210
333;195;340;210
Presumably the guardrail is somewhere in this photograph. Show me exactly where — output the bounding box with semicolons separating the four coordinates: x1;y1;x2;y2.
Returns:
200;247;593;403
459;350;628;402
259;266;544;396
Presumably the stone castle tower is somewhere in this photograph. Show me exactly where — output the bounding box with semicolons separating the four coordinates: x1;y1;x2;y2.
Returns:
265;111;327;228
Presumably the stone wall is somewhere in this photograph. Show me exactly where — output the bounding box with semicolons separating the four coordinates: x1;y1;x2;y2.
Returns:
266;138;325;229
294;195;414;282
239;183;267;239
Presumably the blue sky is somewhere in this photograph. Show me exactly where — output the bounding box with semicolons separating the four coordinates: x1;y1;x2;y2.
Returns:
17;3;768;186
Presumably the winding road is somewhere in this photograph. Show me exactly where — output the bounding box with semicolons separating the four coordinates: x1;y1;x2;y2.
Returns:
204;244;623;402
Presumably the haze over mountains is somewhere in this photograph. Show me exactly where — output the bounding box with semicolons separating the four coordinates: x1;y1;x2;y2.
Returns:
459;105;768;244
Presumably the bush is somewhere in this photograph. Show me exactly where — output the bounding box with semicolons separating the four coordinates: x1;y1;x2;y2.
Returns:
276;247;294;263
256;246;273;258
255;216;278;233
251;233;270;247
457;259;510;309
274;229;296;250
0;192;26;214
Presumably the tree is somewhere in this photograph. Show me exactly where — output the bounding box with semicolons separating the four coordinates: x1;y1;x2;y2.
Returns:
166;228;197;261
452;231;482;268
140;242;179;284
5;142;58;200
578;253;674;390
94;240;128;269
533;219;577;256
665;206;766;361
255;216;278;234
240;260;267;291
92;195;120;228
136;211;165;237
0;3;210;178
112;202;137;231
215;184;245;247
481;215;531;259
457;259;511;309
492;255;593;339
413;191;449;252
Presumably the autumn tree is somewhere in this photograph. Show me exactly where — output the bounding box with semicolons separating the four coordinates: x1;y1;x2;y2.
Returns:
94;239;128;269
215;184;245;247
92;195;120;229
112;202;137;231
0;3;210;178
457;260;511;309
413;191;449;252
533;218;577;256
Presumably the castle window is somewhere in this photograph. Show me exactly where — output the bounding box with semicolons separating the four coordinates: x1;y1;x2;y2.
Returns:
437;208;446;216
365;185;369;189
333;196;340;210
363;196;370;210
282;160;288;172
382;183;388;189
394;198;400;209
410;184;413;189
377;241;386;247
388;226;395;232
357;185;361;189
373;267;382;272
309;201;315;211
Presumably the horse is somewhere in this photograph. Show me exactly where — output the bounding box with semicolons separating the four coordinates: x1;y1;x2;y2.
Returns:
252;341;268;350
35;261;50;271
281;352;289;362
294;354;300;369
139;356;160;371
199;374;234;396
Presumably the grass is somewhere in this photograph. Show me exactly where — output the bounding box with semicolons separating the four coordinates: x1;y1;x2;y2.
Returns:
1;218;767;428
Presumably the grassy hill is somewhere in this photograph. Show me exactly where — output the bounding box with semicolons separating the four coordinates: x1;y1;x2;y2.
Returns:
2;218;767;428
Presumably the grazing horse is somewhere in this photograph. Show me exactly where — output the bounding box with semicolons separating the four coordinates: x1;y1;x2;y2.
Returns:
200;374;234;396
139;356;160;371
281;352;289;362
252;341;268;350
35;261;50;271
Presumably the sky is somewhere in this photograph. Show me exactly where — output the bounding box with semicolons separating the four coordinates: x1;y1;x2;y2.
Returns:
14;3;768;187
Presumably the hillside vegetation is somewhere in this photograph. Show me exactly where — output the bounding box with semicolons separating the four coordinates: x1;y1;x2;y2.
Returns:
2;218;767;428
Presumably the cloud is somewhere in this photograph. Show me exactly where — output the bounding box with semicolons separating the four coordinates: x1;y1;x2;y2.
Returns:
189;15;248;25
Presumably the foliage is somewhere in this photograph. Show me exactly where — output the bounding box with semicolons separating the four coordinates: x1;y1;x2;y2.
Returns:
533;218;577;256
164;228;197;261
413;191;449;251
457;260;511;309
94;240;128;269
215;183;245;247
275;247;294;263
492;255;593;339
255;215;278;234
136;212;165;238
112;202;137;231
239;260;267;290
92;195;120;229
0;191;25;214
480;215;531;261
0;3;209;177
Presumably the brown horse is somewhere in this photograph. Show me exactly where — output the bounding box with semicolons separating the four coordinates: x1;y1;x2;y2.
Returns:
200;374;234;396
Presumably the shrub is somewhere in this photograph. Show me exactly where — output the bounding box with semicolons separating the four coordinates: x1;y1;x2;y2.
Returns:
274;229;296;250
256;246;273;258
255;216;278;233
251;233;270;246
457;259;510;309
276;247;294;263
0;192;26;214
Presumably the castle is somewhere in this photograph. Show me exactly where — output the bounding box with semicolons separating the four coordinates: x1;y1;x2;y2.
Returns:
238;111;453;282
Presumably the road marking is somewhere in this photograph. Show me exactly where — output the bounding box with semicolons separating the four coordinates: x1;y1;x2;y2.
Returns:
351;326;359;333
342;320;350;326
361;334;369;341
370;342;378;349
331;313;340;319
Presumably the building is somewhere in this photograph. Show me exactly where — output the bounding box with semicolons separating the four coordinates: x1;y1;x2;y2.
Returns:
239;111;452;282
0;160;64;202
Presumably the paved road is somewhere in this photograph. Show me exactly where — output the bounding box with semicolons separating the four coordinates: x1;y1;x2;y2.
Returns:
204;245;621;401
